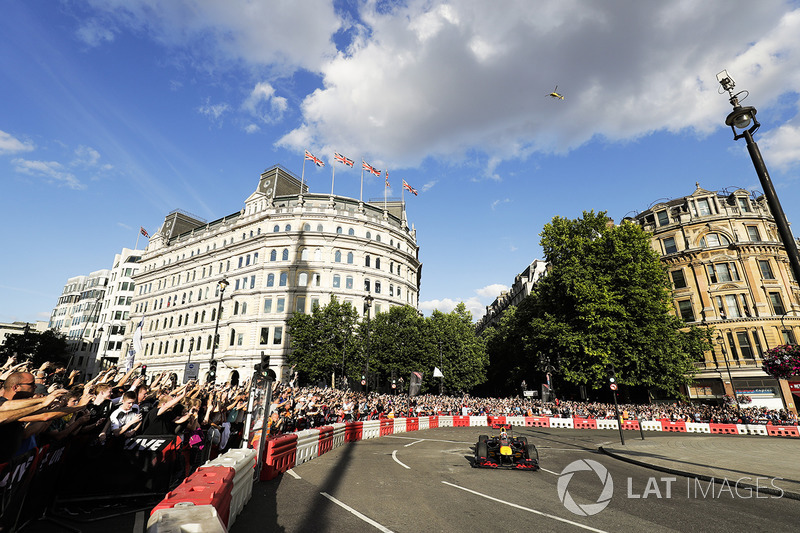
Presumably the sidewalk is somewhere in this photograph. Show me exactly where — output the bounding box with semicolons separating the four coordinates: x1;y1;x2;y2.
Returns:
599;434;800;500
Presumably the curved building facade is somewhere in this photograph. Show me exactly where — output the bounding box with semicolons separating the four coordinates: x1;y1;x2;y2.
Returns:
633;185;798;412
128;165;421;382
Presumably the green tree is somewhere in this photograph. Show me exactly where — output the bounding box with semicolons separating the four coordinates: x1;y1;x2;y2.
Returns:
368;305;428;392
428;303;488;394
0;327;70;367
522;210;709;394
285;296;360;385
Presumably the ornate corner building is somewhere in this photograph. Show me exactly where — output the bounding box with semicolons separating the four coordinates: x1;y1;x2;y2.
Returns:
127;165;421;383
632;184;799;413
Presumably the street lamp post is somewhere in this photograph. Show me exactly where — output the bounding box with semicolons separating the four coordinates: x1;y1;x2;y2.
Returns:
718;70;800;286
438;340;444;395
363;294;373;393
780;310;798;344
716;335;740;413
209;277;229;383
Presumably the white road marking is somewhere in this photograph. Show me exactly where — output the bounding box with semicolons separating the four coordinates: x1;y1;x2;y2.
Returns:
392;450;411;469
320;492;395;533
385;435;473;444
442;481;609;533
539;467;559;475
404;439;424;447
286;469;301;479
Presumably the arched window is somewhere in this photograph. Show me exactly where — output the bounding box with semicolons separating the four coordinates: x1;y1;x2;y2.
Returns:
376;234;381;242
316;224;324;232
315;248;322;261
234;301;240;315
301;249;310;261
333;274;341;288
389;285;394;296
347;252;354;264
348;228;355;236
375;258;381;269
365;255;371;267
366;231;372;239
303;223;311;231
701;233;732;248
207;335;213;350
201;310;206;322
267;274;275;287
375;281;382;293
279;272;288;286
284;224;291;232
335;250;342;263
282;249;289;261
364;279;371;292
273;225;280;232
298;272;308;286
241;302;247;314
178;315;183;327
346;275;353;289
194;312;199;324
270;249;277;261
336;226;343;234
230;329;236;346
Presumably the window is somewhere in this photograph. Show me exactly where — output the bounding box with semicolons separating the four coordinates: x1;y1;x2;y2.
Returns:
782;328;796;344
347;252;353;264
696;198;712;216
296;296;306;313
348;228;355;236
337;226;343;234
375;281;381;293
301;249;309;261
277;298;285;313
723;294;741;318
241;302;247;314
701;233;731;247
707;262;740;283
335;250;342;263
303;223;311;231
769;292;786;316
238;257;243;268
282;249;289;261
267;273;275;287
316;224;323;232
260;328;269;344
229;329;236;346
264;298;272;313
279;272;288;286
273;327;283;345
389;284;394;296
250;275;256;289
345;276;353;289
298;272;308;286
737;197;751;213
246;254;251;266
657;210;669;226
365;255;371;267
758;260;775;280
677;300;694;321
736;332;754;359
285;224;291;232
366;231;371;239
663;237;677;254
671;270;687;289
375;258;381;269
364;279;371;292
333;274;341;288
746;226;760;242
270;250;277;261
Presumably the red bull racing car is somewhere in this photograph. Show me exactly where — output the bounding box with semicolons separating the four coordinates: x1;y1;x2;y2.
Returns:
473;426;539;470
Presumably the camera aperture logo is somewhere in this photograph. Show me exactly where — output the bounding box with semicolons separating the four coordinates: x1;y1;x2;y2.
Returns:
557;459;614;516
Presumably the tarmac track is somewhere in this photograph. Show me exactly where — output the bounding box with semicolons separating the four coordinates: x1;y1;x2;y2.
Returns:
234;426;799;533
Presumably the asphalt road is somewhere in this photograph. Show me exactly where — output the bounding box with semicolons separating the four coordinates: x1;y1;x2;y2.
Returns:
233;427;799;533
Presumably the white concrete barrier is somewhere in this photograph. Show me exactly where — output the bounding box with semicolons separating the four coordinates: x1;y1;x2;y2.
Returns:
204;448;256;524
685;422;711;434
596;419;619;430
392;418;407;433
362;420;381;439
469;416;488;427
147;503;226;533
549;418;574;429
332;423;347;448
418;417;430;430
641;421;663;431
506;416;527;427
438;416;454;427
294;429;320;465
743;424;769;436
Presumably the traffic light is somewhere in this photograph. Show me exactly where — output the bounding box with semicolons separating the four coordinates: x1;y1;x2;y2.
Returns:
209;359;218;382
261;352;270;370
141;365;147;376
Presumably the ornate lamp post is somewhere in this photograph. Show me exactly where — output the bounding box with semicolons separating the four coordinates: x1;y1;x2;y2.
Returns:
209;277;228;383
716;335;739;412
363;294;374;393
717;70;800;285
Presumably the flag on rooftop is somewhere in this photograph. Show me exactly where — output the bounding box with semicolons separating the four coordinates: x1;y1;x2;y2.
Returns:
140;226;150;238
403;180;418;196
385;170;390;188
334;152;354;167
362;160;381;176
305;150;325;167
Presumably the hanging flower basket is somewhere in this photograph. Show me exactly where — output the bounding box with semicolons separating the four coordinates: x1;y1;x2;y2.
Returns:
761;344;800;380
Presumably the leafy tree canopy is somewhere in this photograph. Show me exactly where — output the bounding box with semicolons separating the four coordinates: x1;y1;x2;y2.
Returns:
0;327;70;368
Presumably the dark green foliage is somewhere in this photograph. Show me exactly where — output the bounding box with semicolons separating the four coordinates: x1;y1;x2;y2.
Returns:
0;328;70;367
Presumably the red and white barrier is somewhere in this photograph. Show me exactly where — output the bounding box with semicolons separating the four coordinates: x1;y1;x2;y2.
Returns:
294;429;319;465
147;503;226;533
685;422;710;434
202;448;256;527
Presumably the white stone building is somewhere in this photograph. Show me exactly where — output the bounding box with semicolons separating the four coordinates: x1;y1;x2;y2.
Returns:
127;165;421;383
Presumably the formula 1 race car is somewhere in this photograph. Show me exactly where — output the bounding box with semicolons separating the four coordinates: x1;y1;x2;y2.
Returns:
473;426;539;470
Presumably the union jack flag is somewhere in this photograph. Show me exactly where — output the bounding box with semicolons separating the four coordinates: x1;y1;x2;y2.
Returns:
305;150;324;167
403;180;418;196
334;152;354;167
140;226;150;238
362;160;381;176
385;170;390;188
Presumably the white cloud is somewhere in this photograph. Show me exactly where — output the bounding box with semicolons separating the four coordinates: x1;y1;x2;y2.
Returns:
421;180;437;192
242;82;288;124
72;145;101;167
0;130;34;155
75;20;115;47
197;100;230;124
476;284;508;300
420;283;509;319
12;158;85;190
491;198;510;210
760;119;800;171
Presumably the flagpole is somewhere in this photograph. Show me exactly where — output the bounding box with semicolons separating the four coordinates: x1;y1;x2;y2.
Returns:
300;157;306;195
331;156;335;197
384;170;388;212
360;162;364;203
134;231;140;251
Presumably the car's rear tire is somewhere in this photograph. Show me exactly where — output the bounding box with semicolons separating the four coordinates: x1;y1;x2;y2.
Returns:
518;437;528;447
478;434;488;443
526;444;539;463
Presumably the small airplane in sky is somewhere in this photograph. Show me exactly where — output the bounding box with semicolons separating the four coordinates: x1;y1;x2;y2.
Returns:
548;86;564;100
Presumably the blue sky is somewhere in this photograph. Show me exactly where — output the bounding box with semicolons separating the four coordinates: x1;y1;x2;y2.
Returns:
3;0;800;324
